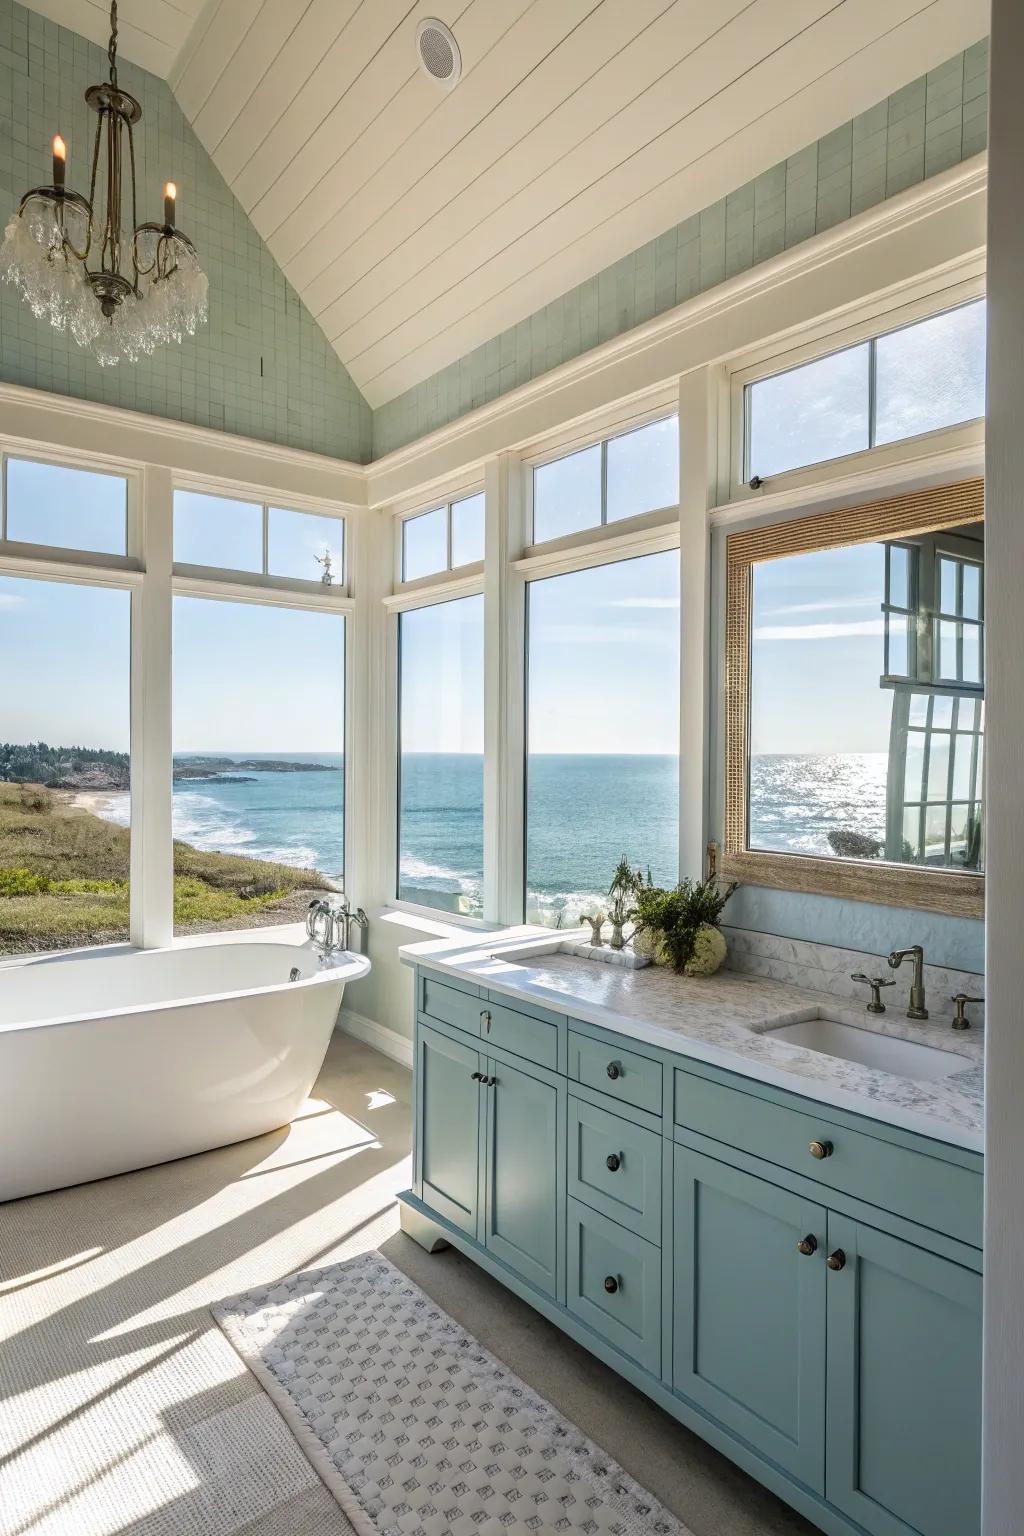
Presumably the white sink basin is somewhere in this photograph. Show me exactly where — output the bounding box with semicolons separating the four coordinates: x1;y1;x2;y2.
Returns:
765;1016;966;1083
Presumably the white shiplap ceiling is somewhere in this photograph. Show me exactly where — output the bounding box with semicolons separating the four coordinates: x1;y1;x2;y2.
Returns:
22;0;209;79
21;1;989;406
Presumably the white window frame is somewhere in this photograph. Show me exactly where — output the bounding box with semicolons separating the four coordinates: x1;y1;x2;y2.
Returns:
0;433;355;961
172;471;349;596
394;480;485;590
522;395;680;551
726;269;986;505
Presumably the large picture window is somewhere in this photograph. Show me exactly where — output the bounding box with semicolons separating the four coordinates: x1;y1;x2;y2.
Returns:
171;597;345;935
525;551;680;925
0;575;131;955
398;595;484;915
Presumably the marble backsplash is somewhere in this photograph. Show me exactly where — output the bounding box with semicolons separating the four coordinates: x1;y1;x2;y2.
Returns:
722;926;985;1029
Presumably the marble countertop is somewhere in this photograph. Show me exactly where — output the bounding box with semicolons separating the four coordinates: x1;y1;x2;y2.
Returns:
400;928;984;1153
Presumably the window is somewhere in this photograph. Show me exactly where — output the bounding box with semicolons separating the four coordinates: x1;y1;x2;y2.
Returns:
745;300;986;481
398;595;484;915
525;551;680;925
401;491;484;581
171;598;345;935
174;490;263;571
268;507;344;585
174;490;345;584
4;458;127;555
0;575;131;955
532;417;679;544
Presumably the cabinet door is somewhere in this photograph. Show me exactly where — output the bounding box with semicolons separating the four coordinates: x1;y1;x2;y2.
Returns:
825;1216;981;1536
416;1024;482;1238
483;1054;562;1299
673;1145;827;1492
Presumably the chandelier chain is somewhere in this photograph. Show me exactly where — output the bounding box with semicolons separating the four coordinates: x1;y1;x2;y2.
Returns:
108;1;118;87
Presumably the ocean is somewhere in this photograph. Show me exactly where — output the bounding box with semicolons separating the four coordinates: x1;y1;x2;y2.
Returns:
92;750;890;919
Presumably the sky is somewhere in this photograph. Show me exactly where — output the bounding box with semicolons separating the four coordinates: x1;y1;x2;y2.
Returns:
750;543;892;756
0;578;345;756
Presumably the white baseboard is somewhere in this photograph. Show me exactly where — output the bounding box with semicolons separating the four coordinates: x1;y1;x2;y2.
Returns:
336;1007;414;1069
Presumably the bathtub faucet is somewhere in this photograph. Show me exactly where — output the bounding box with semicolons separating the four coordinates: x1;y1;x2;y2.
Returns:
306;897;368;961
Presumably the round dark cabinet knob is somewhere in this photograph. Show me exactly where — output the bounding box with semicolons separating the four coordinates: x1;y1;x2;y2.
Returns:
808;1139;834;1160
606;1153;621;1173
797;1235;817;1256
603;1275;619;1294
606;1062;622;1080
826;1249;846;1272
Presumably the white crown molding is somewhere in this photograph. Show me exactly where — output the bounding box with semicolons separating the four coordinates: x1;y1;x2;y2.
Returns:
0;157;987;516
0;381;369;510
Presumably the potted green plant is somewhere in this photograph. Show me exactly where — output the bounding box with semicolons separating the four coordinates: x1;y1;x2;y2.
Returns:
605;855;645;949
632;874;738;975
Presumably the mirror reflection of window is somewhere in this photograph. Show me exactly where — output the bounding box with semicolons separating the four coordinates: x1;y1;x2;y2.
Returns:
748;519;983;873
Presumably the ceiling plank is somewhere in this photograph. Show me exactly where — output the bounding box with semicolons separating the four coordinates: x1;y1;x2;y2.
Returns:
353;0;986;403
271;0;545;276
233;0;425;216
301;0;753;330
210;0;364;183
330;0;841;356
174;0;268;121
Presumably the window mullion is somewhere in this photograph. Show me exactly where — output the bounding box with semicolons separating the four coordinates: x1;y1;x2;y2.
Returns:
130;464;174;950
483;452;526;924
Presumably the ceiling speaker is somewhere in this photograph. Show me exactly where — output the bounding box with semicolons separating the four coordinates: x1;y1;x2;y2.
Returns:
416;18;461;89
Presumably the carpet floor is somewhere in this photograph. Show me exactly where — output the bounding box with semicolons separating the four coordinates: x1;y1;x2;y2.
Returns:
1;1033;818;1536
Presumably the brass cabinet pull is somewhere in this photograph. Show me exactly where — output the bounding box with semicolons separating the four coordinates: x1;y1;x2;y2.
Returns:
606;1153;621;1172
826;1249;846;1272
606;1061;622;1080
797;1234;818;1256
603;1275;619;1294
808;1139;834;1160
480;1009;491;1033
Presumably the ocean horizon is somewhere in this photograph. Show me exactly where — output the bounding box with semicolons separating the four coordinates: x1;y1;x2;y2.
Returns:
82;748;891;921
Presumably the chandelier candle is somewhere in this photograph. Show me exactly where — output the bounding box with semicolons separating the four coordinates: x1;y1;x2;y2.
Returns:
51;135;66;192
0;1;207;366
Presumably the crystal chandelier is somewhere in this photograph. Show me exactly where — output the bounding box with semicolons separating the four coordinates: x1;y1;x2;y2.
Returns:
0;1;208;367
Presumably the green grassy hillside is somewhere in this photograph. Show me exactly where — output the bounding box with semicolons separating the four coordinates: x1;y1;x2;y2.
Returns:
0;784;332;954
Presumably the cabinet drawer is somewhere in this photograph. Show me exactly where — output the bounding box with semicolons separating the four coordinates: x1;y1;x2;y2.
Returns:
674;1067;982;1249
570;1029;662;1116
420;975;484;1036
568;1096;662;1244
482;1000;558;1071
566;1198;661;1375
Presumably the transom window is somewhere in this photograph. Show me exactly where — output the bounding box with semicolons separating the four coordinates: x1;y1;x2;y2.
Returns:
2;456;128;556
745;300;986;482
173;489;345;585
531;416;679;545
401;491;484;582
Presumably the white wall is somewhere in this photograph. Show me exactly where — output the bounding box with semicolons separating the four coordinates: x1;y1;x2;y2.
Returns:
981;1;1024;1528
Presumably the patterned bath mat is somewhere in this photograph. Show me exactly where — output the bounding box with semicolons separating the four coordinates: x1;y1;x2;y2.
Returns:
213;1250;692;1536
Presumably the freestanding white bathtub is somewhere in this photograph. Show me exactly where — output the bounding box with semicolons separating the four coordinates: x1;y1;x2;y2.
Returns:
0;937;370;1202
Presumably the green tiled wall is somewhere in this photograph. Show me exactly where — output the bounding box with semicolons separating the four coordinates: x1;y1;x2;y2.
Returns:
0;0;372;462
372;42;988;459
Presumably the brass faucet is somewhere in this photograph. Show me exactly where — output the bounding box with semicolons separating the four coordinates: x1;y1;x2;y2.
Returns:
888;944;928;1020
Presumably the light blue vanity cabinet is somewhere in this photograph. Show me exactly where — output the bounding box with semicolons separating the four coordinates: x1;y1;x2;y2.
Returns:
824;1215;982;1536
402;965;983;1536
415;1022;483;1237
673;1144;827;1491
414;974;566;1300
